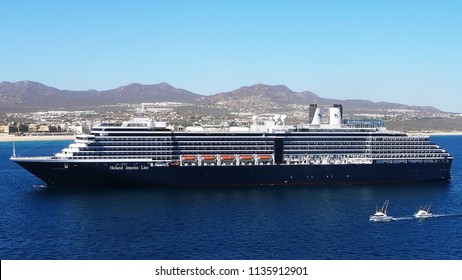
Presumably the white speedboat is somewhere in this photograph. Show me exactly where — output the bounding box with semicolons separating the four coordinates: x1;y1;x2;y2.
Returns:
414;203;433;218
370;200;393;222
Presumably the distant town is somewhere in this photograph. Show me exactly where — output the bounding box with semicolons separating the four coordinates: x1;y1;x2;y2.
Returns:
2;101;462;137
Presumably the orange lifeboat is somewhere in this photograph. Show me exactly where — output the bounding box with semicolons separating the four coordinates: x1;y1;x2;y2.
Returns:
202;155;216;161
169;160;180;166
182;155;197;161
220;155;235;161
258;154;272;161
239;155;253;161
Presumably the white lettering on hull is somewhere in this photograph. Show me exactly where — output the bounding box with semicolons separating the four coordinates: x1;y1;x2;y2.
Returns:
109;165;149;171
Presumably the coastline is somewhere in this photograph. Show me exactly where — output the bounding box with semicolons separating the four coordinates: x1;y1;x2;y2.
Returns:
428;132;462;136
0;134;75;142
397;131;462;136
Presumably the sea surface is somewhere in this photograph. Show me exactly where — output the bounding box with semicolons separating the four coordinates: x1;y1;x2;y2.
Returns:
1;136;461;260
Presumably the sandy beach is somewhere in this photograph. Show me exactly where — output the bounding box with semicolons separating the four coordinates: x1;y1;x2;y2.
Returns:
428;131;462;136
0;134;75;142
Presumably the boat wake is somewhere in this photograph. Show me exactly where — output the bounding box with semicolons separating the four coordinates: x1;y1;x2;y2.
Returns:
391;216;414;221
389;213;462;221
431;213;462;218
370;201;462;222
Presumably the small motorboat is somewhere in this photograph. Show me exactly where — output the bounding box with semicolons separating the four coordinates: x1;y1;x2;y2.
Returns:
414;203;433;218
370;199;393;222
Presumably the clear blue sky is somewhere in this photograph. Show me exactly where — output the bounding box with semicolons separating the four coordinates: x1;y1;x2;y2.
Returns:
1;0;461;112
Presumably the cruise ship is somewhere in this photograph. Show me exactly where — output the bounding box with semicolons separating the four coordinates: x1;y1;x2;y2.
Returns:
11;104;453;187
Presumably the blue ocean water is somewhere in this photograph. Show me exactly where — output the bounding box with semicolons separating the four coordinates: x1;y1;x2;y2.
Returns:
1;136;461;260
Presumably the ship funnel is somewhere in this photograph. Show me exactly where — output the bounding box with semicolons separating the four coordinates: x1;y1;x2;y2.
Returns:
311;107;323;125
329;104;343;125
308;104;317;124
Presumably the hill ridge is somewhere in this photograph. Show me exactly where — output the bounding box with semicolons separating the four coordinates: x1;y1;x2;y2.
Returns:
0;80;443;113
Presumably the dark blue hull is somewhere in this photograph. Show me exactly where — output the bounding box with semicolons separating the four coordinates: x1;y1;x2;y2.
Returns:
14;160;452;187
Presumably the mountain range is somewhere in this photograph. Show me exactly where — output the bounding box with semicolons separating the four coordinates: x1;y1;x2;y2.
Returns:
0;80;442;113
